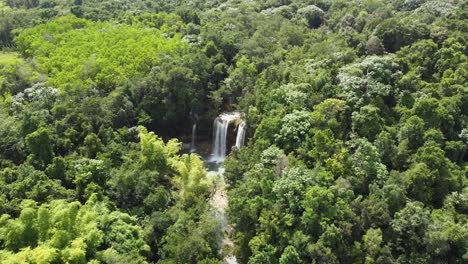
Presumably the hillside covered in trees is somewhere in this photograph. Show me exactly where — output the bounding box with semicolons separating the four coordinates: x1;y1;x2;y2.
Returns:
0;0;467;263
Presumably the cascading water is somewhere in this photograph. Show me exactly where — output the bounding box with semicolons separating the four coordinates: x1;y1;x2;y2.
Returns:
209;112;245;264
210;112;245;163
235;121;246;150
190;123;197;153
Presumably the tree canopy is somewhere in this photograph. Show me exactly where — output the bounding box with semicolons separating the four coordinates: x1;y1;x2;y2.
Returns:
0;0;467;263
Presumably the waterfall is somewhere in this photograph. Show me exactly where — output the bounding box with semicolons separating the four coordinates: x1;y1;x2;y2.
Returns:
235;121;246;150
210;112;245;163
209;112;244;264
190;123;197;153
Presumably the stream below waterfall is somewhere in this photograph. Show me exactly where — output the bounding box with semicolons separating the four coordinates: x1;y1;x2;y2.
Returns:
206;161;238;264
186;112;245;263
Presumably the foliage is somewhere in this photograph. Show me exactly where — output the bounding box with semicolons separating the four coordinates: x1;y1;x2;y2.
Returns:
0;197;149;263
15;16;188;92
0;0;467;263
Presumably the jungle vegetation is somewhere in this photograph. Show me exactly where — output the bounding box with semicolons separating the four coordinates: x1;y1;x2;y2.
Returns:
0;0;467;263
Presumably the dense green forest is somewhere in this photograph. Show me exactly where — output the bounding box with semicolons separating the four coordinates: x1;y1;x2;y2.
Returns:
0;0;467;263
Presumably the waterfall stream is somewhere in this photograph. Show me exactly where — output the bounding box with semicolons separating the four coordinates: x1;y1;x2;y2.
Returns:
207;112;245;264
210;112;245;163
190;123;197;153
235;121;246;150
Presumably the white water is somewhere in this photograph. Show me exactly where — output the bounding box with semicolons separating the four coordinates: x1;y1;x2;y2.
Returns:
210;112;245;163
190;123;197;153
207;167;238;264
208;112;245;263
235;121;246;150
